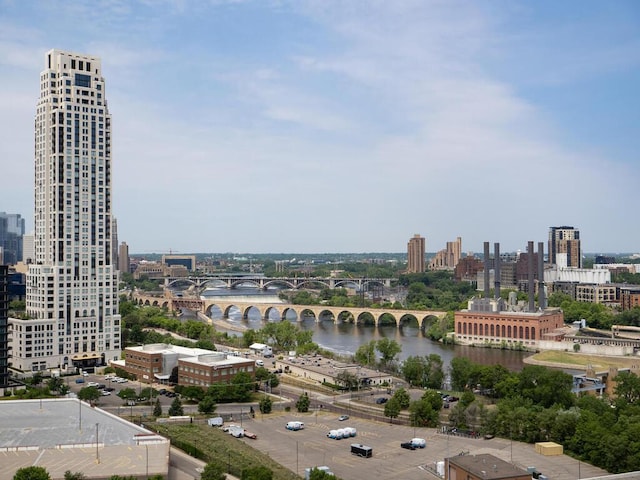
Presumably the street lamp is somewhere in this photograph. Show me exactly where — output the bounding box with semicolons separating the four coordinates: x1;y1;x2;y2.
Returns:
95;423;100;464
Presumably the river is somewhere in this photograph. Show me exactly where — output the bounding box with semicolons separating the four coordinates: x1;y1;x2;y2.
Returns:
198;288;531;371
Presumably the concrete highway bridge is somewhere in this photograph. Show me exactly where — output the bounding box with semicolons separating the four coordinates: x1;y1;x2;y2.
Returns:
164;275;392;291
132;292;446;329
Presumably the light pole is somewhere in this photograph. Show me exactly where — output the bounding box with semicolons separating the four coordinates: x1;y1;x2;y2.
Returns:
95;423;100;464
145;444;149;479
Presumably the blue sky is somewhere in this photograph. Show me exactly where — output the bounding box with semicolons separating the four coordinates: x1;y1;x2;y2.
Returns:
1;0;639;254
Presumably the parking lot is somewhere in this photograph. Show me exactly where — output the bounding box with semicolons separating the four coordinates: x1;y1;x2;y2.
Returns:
226;411;608;480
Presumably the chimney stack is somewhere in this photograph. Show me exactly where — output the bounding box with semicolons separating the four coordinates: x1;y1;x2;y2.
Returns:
538;241;546;309
483;242;490;299
494;242;501;299
528;241;535;312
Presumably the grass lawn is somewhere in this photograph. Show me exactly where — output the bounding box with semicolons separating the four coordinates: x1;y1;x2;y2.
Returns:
151;422;300;480
530;350;640;370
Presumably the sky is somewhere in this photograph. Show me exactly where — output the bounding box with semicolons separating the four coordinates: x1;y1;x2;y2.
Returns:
1;1;639;255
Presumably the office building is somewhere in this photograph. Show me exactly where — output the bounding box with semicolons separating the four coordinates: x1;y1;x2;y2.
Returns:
0;212;25;265
549;226;581;268
0;265;8;389
429;236;462;270
11;50;120;372
21;232;35;264
118;241;130;273
407;234;425;273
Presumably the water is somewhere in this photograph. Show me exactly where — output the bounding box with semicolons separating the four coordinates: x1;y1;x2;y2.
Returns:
199;289;530;371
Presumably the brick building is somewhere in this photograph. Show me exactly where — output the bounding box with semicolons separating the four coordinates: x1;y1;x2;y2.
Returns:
120;343;255;386
454;308;564;346
445;453;530;480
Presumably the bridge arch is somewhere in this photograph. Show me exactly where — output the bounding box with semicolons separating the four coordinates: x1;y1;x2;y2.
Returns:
356;312;375;326
399;314;419;329
419;314;440;330
318;309;337;323
377;312;398;328
264;305;284;321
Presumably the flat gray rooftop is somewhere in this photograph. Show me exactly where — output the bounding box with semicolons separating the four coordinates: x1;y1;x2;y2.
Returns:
0;398;150;448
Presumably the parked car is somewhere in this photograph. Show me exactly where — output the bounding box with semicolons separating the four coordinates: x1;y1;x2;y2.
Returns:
75;378;85;384
375;397;388;404
101;390;111;396
401;442;416;450
338;415;349;421
243;431;257;439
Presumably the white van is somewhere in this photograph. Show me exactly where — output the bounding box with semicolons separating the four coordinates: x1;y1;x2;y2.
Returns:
286;421;304;431
256;360;264;367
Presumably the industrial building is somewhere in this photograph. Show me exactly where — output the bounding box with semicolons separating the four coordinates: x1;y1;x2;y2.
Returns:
455;241;565;346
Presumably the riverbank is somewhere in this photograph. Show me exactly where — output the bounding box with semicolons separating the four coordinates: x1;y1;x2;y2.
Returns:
525;350;640;371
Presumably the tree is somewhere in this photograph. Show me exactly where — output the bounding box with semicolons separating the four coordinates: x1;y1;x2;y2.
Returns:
425;354;445;389
615;371;640;403
241;466;273;480
296;392;310;412
198;396;217;415
200;463;227;480
153;397;163;417
335;370;359;390
354;340;376;366
77;386;101;404
376;338;401;365
118;387;137;401
47;376;64;393
309;468;341;480
168;396;184;416
392;387;411;409
259;395;272;414
409;398;439;427
384;396;402;424
14;466;51;480
401;356;427;387
450;357;474;391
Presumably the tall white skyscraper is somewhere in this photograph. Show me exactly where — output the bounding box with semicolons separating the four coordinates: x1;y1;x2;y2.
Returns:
11;50;121;372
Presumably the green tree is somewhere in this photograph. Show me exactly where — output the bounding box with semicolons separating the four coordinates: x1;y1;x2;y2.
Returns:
153;397;163;417
460;391;476;408
168;396;184;416
47;376;64;393
615;371;640;403
409;398;439;427
14;466;51;480
425;354;445;389
118;387;137;402
241;466;273;480
259;395;272;414
354;340;376;366
376;338;401;365
401;355;427;387
296;392;311;412
335;370;359;390
384;396;402;424
309;468;341;479
200;462;227;480
77;386;101;404
392;387;411;409
449;357;474;391
198;396;217;415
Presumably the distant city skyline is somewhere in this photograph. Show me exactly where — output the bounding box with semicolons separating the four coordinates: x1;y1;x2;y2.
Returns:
0;1;639;254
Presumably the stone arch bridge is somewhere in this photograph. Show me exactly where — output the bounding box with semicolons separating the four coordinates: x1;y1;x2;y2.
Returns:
132;292;447;329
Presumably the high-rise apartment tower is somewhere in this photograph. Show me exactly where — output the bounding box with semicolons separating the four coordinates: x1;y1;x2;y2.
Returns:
0;265;8;388
548;226;581;268
12;50;121;372
407;234;426;273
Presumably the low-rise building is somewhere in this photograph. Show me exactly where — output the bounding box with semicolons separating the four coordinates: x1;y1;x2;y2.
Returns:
119;343;255;386
0;398;169;479
445;453;530;480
